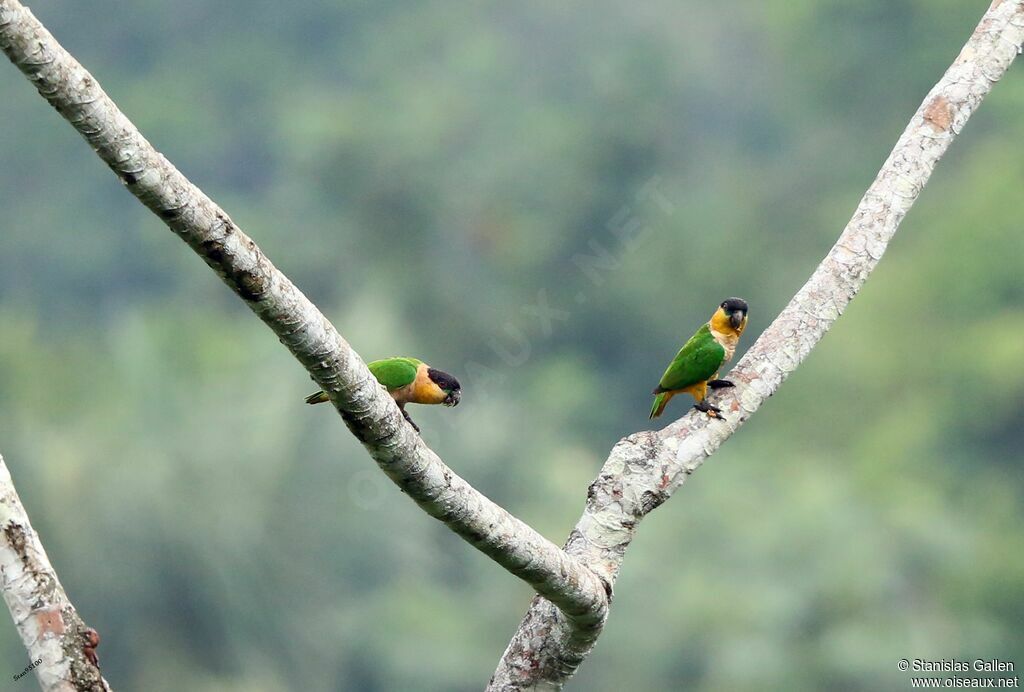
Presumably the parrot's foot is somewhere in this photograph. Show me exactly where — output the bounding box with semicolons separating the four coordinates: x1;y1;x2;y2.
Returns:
401;408;421;433
707;379;734;390
693;400;726;420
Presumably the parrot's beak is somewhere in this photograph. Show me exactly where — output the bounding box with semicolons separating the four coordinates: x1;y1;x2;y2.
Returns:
729;311;746;330
445;390;461;407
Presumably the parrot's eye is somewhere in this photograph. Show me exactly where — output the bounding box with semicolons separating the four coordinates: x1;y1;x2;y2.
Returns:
721;302;728;309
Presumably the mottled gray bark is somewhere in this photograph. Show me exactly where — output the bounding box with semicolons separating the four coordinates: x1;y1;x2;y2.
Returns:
0;0;609;629
489;1;1024;688
2;0;1021;689
0;454;109;691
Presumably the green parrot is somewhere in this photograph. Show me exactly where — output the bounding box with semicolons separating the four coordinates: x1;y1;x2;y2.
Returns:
305;357;461;432
650;298;749;420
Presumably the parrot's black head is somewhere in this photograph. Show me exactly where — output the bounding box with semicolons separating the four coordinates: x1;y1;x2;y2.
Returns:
428;368;461;406
719;297;749;330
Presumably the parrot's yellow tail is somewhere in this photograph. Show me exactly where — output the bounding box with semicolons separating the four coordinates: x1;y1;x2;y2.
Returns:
304;390;329;405
649;391;673;419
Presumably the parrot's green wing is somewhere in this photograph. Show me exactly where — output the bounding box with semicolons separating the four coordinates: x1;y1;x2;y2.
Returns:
368;357;422;391
656;324;726;391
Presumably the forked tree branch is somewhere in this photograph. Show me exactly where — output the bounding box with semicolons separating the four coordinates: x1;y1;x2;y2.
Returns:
1;0;1021;689
489;1;1024;688
0;454;109;691
0;0;609;629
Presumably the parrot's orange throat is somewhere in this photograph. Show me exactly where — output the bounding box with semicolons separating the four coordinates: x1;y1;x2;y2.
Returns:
709;307;746;361
709;307;747;338
411;363;451;405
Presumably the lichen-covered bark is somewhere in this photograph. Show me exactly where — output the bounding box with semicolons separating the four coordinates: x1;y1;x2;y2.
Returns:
0;0;609;627
0;455;110;691
489;1;1024;688
3;0;1022;688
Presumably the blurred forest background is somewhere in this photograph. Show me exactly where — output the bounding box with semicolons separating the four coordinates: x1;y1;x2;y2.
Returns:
1;0;1023;690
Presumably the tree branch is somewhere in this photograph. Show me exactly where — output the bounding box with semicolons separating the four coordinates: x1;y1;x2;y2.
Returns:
0;0;610;628
0;454;109;691
3;0;1022;689
489;1;1024;688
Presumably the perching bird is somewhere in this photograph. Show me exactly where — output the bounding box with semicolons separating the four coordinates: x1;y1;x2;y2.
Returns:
305;357;461;432
650;298;749;420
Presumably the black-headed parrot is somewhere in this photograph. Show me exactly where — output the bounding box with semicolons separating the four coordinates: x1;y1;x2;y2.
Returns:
306;357;461;432
650;298;749;420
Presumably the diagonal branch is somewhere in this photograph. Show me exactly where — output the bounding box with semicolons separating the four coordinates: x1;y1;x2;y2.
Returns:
0;453;110;691
0;0;609;627
3;0;1022;689
489;1;1024;688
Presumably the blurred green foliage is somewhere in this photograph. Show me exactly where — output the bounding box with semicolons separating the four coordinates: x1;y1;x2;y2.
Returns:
1;1;1022;690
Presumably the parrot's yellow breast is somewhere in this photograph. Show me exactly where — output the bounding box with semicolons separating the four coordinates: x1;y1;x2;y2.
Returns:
709;308;746;361
407;363;448;405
